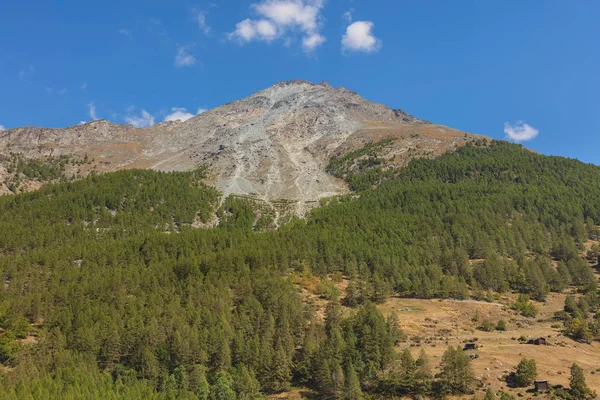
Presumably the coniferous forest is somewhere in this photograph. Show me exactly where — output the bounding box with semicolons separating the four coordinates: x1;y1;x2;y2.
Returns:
1;141;599;399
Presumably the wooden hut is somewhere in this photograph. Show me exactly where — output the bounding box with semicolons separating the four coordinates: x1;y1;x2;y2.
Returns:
534;380;549;392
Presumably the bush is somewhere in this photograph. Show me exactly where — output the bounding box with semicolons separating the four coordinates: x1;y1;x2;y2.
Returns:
513;294;538;318
479;320;495;332
496;320;507;331
316;279;340;300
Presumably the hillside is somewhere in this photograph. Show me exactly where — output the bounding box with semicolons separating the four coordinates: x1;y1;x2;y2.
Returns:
1;141;600;399
0;80;485;214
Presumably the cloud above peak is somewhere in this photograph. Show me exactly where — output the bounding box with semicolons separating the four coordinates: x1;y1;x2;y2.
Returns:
164;107;206;122
88;103;99;120
504;121;539;142
0;125;6;131
229;0;326;52
342;21;382;54
126;110;155;128
164;108;194;122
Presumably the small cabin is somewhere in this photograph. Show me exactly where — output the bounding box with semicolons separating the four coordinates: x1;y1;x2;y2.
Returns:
535;380;550;393
463;343;477;351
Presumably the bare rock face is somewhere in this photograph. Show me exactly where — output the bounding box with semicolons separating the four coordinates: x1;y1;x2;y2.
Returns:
0;80;486;209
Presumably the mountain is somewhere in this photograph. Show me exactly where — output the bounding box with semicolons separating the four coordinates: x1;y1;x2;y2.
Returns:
0;80;485;210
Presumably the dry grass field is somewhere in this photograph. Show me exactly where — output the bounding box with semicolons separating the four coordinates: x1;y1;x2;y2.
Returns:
281;270;600;399
378;293;600;398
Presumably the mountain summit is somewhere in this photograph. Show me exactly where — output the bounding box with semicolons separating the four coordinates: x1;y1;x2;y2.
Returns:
0;80;483;207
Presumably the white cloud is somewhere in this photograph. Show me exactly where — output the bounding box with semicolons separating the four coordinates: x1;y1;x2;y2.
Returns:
504;121;539;142
229;0;325;52
194;10;211;35
58;88;67;95
302;33;326;51
175;46;197;67
231;19;278;42
164;107;195;122
126;110;155;128
197;108;207;115
119;28;131;36
81;82;87;91
0;125;6;131
88;103;99;120
342;9;353;23
342;21;382;53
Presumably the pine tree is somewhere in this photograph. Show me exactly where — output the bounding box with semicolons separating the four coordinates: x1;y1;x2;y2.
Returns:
189;365;210;400
565;295;579;313
514;358;537;387
345;362;363;400
268;342;292;392
173;366;189;392
570;363;590;400
398;348;416;392
344;280;359;307
484;387;496;400
414;348;432;395
232;365;262;400
330;360;346;400
209;371;236;400
439;345;476;394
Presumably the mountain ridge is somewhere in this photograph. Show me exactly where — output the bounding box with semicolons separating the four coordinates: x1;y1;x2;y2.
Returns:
0;80;487;210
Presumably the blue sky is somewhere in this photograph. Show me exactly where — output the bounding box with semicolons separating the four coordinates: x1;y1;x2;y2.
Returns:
1;0;599;163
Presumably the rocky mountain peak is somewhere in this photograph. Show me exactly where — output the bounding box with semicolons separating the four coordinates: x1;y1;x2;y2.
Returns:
0;80;485;213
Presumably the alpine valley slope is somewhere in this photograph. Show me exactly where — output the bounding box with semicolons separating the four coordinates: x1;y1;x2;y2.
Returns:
0;80;486;210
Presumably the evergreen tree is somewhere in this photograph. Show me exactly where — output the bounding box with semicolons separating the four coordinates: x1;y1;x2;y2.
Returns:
397;348;416;392
570;363;590;400
514;358;536;387
565;295;579;313
189;365;210;400
484;387;497;400
345;363;363;400
439;345;476;395
414;348;432;395
209;371;236;400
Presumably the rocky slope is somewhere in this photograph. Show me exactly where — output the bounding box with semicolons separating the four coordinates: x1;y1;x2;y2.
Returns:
0;80;485;211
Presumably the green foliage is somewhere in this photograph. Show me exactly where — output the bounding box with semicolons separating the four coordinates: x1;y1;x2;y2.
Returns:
566;318;593;343
514;358;537;387
566;295;579;313
512;294;538;318
209;371;236;400
478;319;495;332
484;387;497;400
0;141;600;397
326;139;395;191
1;153;89;193
570;363;590;400
438;345;476;395
316;278;340;300
496;320;507;331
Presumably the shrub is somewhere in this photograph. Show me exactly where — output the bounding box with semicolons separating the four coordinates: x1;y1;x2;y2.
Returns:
496;320;507;331
479;320;495;332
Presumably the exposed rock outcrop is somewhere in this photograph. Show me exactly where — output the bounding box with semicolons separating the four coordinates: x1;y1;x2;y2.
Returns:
0;80;486;209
